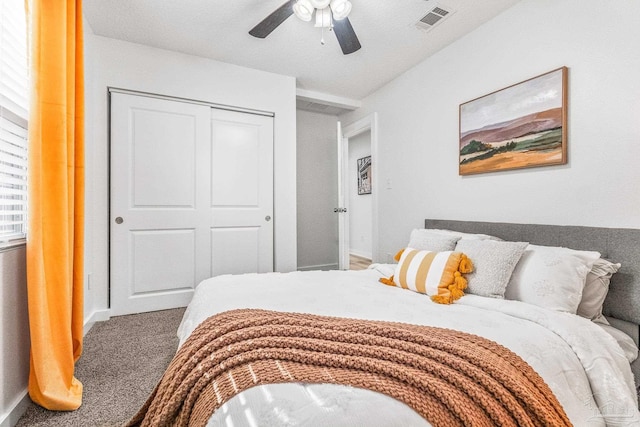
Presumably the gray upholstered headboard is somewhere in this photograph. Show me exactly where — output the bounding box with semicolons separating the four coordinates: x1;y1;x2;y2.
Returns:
426;219;640;392
424;219;640;327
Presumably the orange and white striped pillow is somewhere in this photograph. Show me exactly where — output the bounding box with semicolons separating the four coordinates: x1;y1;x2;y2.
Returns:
379;248;473;304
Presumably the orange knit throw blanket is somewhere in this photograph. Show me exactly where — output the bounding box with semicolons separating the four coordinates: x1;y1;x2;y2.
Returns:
125;309;571;427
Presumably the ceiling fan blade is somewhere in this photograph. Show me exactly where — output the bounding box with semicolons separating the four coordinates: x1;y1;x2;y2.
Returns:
333;17;361;55
249;0;296;38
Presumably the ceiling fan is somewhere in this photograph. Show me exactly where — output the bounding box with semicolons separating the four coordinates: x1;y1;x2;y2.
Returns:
249;0;361;55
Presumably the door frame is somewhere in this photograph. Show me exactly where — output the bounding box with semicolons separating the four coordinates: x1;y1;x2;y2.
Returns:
338;112;379;269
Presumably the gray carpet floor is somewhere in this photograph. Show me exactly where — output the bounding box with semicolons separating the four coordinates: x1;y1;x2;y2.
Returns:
16;308;185;427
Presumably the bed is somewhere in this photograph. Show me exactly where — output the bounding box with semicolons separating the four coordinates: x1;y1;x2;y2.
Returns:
127;219;640;427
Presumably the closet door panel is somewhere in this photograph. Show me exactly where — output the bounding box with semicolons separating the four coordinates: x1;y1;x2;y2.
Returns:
210;109;274;276
110;92;274;315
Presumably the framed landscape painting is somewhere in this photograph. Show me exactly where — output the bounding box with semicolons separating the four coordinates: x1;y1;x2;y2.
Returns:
459;67;567;175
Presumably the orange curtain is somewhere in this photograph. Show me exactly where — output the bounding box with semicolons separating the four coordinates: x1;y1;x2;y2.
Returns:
26;0;85;410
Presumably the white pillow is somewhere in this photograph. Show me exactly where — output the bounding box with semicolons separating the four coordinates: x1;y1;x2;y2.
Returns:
505;244;601;313
577;258;621;324
454;239;528;299
425;228;502;241
407;229;460;252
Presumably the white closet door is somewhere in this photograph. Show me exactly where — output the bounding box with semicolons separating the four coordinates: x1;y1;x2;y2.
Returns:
110;92;273;316
210;108;274;276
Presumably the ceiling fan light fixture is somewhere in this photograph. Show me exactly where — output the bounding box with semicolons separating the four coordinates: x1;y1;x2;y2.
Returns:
249;0;360;54
314;7;332;28
308;0;331;9
330;0;352;20
293;0;314;22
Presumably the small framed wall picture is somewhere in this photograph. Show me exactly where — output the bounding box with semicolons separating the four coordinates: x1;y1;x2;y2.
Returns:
357;155;371;195
459;67;568;175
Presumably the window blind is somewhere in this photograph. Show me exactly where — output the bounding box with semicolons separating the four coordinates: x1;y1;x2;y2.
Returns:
0;0;29;242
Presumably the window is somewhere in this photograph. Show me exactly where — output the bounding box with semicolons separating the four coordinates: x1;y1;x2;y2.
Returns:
0;0;29;244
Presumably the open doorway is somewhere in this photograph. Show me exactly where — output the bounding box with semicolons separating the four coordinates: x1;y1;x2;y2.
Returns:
338;113;378;270
347;130;372;270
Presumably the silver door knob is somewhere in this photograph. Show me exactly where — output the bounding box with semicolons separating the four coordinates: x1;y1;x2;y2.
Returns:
265;216;271;222
115;217;124;224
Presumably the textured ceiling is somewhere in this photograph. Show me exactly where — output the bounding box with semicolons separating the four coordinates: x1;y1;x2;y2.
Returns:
84;0;520;101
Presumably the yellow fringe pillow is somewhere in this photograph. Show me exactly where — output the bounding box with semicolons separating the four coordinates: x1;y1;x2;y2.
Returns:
379;248;474;304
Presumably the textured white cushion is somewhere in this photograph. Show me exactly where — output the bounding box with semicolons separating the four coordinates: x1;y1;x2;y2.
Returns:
505;244;601;313
454;239;528;299
577;258;621;324
407;229;460;252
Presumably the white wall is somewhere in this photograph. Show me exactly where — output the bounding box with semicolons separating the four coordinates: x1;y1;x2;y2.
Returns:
83;15;97;324
348;131;372;259
0;248;29;427
83;32;298;321
296;110;339;270
342;0;640;261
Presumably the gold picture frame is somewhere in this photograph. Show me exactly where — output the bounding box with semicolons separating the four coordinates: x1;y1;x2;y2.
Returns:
459;67;568;175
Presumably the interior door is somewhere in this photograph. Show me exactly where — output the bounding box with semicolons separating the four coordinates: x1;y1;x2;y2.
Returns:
336;121;350;270
110;92;274;316
210;108;274;276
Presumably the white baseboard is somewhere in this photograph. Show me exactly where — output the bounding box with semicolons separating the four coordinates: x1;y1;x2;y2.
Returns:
298;263;338;271
349;249;372;260
0;390;30;427
83;309;111;336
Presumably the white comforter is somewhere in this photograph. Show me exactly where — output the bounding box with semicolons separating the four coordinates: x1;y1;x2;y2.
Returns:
177;265;640;427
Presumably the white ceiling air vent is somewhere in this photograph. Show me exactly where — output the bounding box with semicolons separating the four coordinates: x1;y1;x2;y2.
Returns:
303;101;329;111
296;100;330;113
296;100;351;116
416;4;455;32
